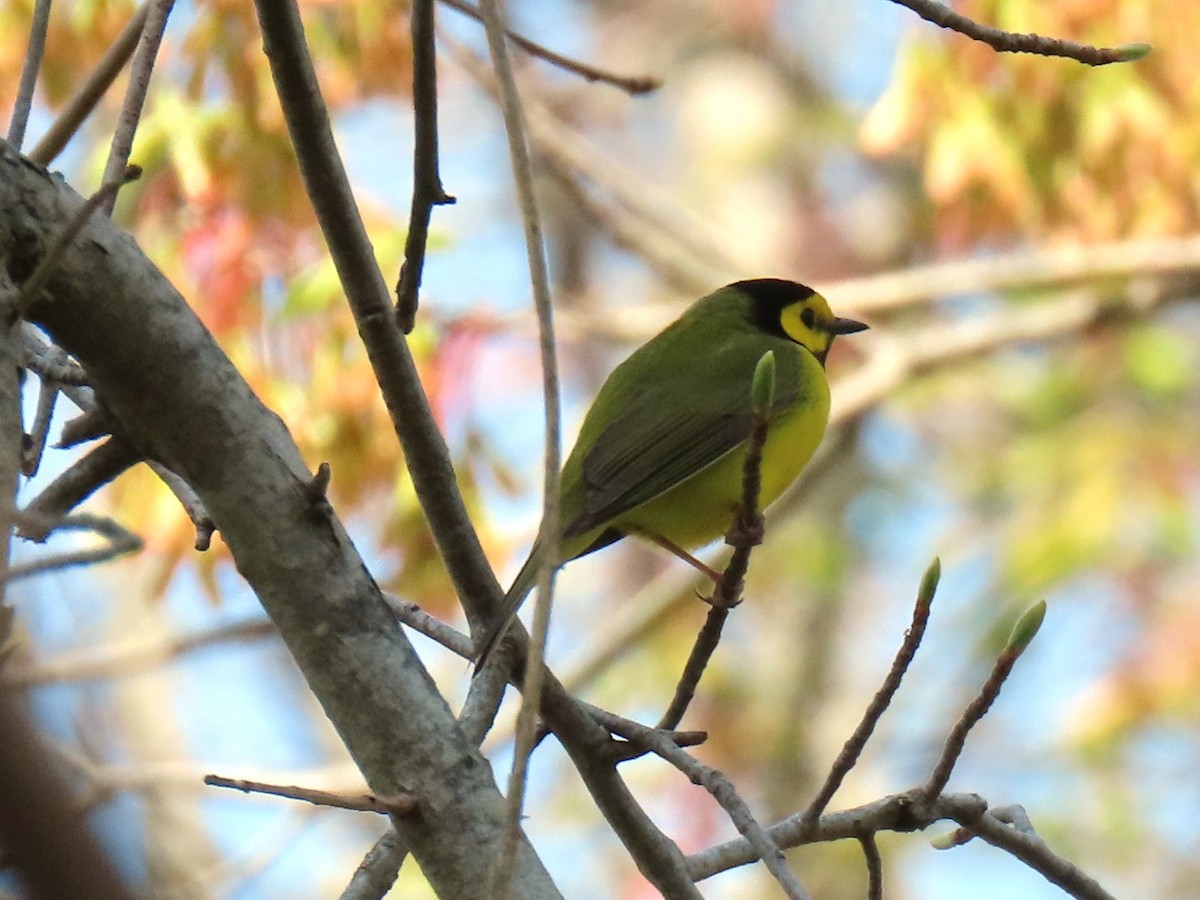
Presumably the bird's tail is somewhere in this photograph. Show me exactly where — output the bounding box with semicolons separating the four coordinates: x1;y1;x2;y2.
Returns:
472;545;540;672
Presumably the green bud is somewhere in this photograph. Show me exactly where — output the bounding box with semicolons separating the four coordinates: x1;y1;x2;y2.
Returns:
751;351;776;416
1116;43;1152;62
1006;600;1047;657
918;557;941;609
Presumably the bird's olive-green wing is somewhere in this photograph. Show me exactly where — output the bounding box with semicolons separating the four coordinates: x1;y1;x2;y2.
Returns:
562;345;801;540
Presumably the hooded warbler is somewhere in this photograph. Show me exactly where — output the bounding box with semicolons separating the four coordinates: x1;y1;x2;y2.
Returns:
476;278;867;666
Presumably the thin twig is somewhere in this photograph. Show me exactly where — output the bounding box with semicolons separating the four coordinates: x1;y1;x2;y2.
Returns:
57;407;111;448
98;0;174;216
28;3;151;166
387;594;474;657
656;357;774;732
203;774;423;816
687;787;1116;900
18;439;140;541
859;834;882;900
147;462;216;551
19;325;94;406
21;375;58;477
946;806;1118;900
20;325;214;548
440;33;723;296
19;335;89;388
888;0;1149;66
592;705;810;900
438;0;659;94
395;0;455;332
16;166;143;315
252;0;507;639
801;559;940;827
1;617;275;688
477;0;562;890
8;0;53;149
2;512;141;583
922;602;1046;799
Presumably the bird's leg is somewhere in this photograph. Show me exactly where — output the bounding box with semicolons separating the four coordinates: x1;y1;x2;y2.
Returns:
641;532;722;583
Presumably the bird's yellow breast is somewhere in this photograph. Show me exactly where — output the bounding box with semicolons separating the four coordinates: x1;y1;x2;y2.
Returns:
613;375;831;551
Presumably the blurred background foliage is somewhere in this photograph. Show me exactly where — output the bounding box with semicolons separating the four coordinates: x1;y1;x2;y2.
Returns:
1;0;1198;897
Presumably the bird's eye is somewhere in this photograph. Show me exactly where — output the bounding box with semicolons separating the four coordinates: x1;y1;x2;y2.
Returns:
800;307;816;329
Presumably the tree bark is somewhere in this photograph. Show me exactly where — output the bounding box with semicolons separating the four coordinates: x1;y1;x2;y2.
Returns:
0;141;561;900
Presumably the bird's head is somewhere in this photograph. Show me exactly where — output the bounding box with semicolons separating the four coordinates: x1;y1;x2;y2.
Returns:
734;278;868;365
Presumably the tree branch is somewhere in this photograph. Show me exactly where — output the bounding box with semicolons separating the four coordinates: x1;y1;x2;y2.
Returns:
438;0;659;94
656;352;775;731
395;0;455;332
98;0;174;215
591;705;810;900
922;602;1046;798
203;774;423;816
28;3;151;166
338;827;408;900
888;0;1149;66
801;558;939;826
4;132;560;898
476;0;564;887
237;3;694;893
7;0;52;149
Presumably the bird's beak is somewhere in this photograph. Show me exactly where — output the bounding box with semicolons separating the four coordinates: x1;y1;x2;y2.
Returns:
828;316;869;335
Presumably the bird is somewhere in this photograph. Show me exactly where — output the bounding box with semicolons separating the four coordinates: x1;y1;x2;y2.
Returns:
474;278;867;668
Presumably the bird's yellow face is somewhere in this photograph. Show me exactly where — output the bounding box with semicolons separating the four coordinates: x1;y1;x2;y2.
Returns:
739;282;864;367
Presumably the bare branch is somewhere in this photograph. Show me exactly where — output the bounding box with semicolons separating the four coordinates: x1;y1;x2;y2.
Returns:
21;376;58;477
860;834;882;900
3;512;141;584
16;166;143;316
656;352;775;731
7;0;52;149
147;462;217;550
801;558;940;826
28;3;151;166
19;332;90;388
0;285;20;617
18;438;139;540
592;705;810;900
395;0;455;332
922;602;1047;798
203;774;423;816
475;0;564;888
945;804;1118;900
439;0;659;94
387;594;474;657
888;0;1149;66
98;0;175;215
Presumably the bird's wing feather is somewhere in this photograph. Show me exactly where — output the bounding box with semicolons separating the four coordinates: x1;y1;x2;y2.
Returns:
563;350;799;539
